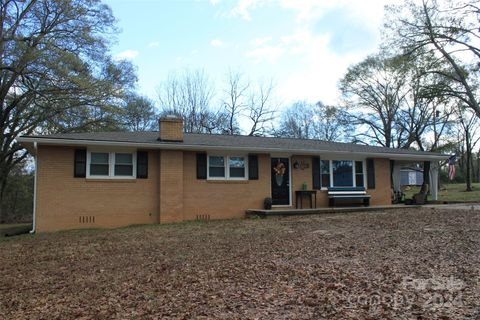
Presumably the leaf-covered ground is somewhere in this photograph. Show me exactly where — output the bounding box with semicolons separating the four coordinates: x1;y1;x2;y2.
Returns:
1;207;479;319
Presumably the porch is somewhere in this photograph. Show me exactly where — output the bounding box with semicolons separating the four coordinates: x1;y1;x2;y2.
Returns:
391;159;441;201
246;204;420;218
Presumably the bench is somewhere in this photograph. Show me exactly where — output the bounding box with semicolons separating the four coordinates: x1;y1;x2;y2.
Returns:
328;187;371;207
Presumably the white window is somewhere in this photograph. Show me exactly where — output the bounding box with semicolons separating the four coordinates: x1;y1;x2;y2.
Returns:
229;156;246;178
320;159;366;188
90;152;110;176
87;150;136;179
114;153;134;176
208;156;225;178
208;155;247;180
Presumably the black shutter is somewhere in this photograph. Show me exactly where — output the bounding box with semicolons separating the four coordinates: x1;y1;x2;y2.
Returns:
312;156;321;189
248;154;259;180
74;149;86;178
196;153;207;179
137;151;148;179
367;158;375;189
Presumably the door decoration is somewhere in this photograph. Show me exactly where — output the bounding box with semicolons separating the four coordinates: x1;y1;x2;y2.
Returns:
273;161;286;186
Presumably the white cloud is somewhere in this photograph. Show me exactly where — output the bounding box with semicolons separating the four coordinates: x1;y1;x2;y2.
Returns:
210;39;224;47
246;45;285;63
114;49;139;60
252;36;272;46
236;0;401;104
276;30;367;104
210;0;221;5
148;41;159;48
230;0;265;21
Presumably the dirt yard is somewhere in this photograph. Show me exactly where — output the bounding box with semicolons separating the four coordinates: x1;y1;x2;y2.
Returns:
1;207;479;319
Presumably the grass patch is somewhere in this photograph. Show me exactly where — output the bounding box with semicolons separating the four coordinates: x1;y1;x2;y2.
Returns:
0;223;31;238
402;182;480;202
0;223;30;230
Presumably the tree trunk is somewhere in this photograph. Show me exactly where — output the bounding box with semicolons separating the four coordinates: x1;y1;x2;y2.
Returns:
0;185;4;224
466;134;472;192
477;152;480;183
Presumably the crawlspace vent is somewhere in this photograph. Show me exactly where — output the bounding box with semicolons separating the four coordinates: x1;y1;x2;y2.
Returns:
196;214;210;221
79;216;95;223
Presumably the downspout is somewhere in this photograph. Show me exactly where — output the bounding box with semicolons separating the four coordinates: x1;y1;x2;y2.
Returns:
30;142;37;234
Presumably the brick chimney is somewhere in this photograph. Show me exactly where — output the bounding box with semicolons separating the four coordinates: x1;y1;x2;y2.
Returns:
159;115;184;142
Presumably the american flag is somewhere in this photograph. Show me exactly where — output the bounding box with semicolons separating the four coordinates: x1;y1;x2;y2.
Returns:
448;155;456;180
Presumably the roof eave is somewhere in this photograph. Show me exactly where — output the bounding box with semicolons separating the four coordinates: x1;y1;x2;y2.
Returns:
17;136;450;161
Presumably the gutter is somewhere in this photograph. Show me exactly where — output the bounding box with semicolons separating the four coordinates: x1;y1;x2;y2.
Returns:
30;142;37;234
16;136;450;161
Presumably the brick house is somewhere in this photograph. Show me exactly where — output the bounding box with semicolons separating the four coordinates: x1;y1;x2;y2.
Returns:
18;117;448;232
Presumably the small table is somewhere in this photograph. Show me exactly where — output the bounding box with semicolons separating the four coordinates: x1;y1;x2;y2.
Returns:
295;190;317;209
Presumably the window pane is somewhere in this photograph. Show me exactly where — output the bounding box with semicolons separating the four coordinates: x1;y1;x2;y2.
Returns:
320;160;330;174
91;152;109;164
355;161;363;174
356;174;364;187
115;164;133;176
332;160;353;187
116;153;132;165
230;167;245;178
229;157;245;168
90;164;109;176
209;156;224;167
209;167;225;177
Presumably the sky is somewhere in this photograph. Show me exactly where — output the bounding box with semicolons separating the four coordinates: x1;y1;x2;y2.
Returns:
104;0;399;108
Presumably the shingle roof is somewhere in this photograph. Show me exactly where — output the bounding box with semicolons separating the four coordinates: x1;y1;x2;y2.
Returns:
19;131;448;159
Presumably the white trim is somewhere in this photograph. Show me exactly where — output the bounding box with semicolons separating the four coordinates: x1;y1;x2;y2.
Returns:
328;191;367;195
207;154;248;181
17;137;450;161
30;142;38;234
320;159;367;189
86;149;137;179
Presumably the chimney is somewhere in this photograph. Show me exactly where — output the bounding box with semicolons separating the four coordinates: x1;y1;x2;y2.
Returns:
159;115;184;142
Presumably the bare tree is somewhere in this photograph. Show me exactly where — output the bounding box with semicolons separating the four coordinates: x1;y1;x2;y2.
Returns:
275;101;315;139
274;101;347;141
245;79;277;136
157;69;217;133
312;102;350;142
121;93;158;131
456;106;480;191
340;54;410;147
385;0;480;118
222;71;249;135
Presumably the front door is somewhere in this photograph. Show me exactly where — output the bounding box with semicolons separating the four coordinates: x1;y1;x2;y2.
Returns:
271;157;290;205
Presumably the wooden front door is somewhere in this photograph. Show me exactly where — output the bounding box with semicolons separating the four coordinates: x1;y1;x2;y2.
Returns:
271;158;290;205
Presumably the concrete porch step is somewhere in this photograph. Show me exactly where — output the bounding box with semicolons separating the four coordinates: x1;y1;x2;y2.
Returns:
245;205;421;217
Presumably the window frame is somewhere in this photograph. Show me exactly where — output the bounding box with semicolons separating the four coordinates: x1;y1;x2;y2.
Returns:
86;149;137;179
207;154;248;180
354;160;365;187
320;159;367;189
89;152;110;177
